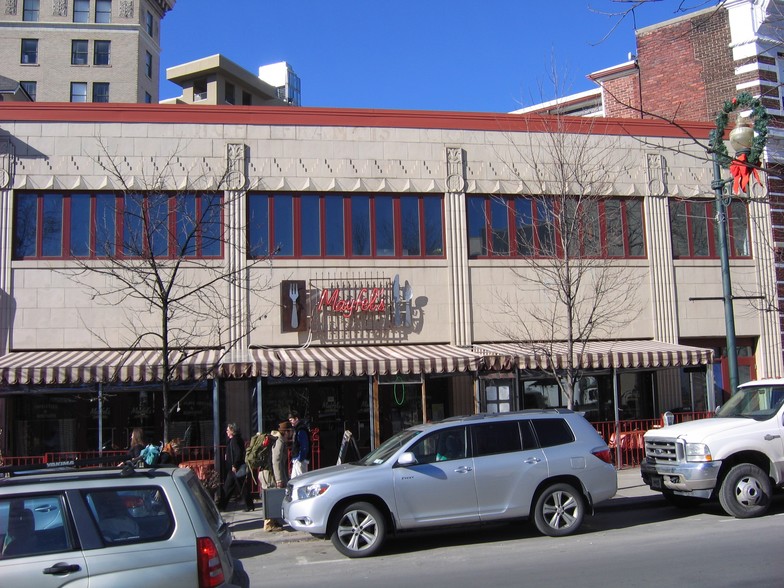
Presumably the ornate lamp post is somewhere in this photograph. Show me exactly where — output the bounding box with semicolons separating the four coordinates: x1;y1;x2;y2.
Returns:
708;94;768;395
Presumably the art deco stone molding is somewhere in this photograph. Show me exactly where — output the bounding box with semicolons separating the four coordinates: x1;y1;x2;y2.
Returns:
120;0;134;18
446;147;466;193
0;140;13;190
226;144;248;190
52;0;67;17
646;152;668;196
5;0;16;15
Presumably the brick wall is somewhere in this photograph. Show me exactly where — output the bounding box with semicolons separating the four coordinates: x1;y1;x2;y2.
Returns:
602;73;641;118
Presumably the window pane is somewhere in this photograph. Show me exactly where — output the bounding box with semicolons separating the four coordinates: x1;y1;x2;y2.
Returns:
123;194;144;256
23;0;39;21
146;11;154;36
0;494;72;559
351;195;370;256
692;202;710;257
490;197;510;255
176;194;196;256
201;194;222;257
273;194;293;256
85;487;174;544
471;422;522;456
92;82;109;103
423;196;443;256
148;194;169;257
375;196;394;256
21;39;38;64
531;418;575;447
536;200;555;256
42;194;64;257
626;199;644;256
466;196;487;257
669;200;688;258
70;193;91;256
96;193;116;257
325;195;344;256
72;40;88;65
300;194;321;256
96;0;112;23
70;82;87;103
248;194;269;257
13;193;38;258
730;200;750;257
515;198;534;256
74;0;89;22
20;81;36;101
94;40;110;65
583;200;600;256
145;51;152;78
400;196;420;256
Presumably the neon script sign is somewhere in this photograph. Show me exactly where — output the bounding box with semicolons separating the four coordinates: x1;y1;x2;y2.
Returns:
317;287;386;318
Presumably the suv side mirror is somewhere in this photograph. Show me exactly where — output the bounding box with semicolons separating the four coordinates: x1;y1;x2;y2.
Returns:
397;452;418;466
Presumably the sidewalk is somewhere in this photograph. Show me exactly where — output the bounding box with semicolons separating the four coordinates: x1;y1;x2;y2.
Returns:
225;466;656;545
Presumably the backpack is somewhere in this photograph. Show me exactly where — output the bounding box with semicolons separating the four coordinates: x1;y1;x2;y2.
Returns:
245;433;272;470
140;443;162;466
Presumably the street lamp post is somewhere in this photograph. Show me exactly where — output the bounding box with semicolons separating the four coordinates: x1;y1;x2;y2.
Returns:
708;96;767;396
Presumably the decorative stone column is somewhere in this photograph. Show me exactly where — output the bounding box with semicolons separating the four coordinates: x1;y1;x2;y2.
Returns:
445;147;471;347
225;143;249;348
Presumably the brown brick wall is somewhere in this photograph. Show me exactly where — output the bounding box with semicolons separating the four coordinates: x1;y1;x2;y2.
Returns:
602;73;642;117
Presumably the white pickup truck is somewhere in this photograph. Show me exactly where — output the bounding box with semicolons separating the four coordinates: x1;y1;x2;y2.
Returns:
641;378;784;518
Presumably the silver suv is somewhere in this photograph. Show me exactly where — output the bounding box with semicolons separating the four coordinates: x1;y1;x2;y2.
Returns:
0;461;241;587
283;410;617;557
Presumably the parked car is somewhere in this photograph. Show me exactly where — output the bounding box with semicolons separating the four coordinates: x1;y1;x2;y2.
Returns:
283;409;616;557
641;378;784;518
0;460;241;587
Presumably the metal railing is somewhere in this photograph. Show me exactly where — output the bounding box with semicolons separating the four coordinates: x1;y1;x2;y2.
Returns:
591;412;713;469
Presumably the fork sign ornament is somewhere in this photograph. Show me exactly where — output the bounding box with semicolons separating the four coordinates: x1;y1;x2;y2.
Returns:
289;282;299;329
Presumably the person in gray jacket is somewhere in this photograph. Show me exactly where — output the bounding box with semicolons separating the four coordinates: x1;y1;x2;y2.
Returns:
259;420;291;531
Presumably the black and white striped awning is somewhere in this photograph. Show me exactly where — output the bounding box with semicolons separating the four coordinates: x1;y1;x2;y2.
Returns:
473;340;713;371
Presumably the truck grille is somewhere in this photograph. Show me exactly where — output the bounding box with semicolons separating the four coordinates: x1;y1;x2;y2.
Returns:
645;438;680;463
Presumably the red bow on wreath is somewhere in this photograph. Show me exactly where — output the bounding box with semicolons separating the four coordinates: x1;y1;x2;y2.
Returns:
729;153;761;194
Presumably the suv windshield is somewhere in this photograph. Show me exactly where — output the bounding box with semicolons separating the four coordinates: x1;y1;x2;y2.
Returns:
357;429;422;465
716;385;784;420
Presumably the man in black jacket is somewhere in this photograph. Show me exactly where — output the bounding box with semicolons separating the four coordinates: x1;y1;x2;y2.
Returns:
217;423;253;511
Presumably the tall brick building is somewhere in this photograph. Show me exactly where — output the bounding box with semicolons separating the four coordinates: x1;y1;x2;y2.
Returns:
520;0;784;378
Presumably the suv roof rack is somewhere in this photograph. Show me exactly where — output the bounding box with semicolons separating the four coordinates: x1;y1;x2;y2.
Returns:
0;455;161;478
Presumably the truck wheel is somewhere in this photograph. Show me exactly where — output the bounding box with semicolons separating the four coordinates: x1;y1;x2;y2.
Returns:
533;483;584;537
718;463;772;519
330;501;386;558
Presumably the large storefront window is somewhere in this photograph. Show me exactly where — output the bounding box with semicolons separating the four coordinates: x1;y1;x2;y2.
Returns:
669;199;751;259
247;193;445;259
467;195;645;259
12;191;224;260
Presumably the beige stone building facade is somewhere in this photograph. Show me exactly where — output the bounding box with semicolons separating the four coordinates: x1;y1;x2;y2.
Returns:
0;0;175;103
0;103;780;460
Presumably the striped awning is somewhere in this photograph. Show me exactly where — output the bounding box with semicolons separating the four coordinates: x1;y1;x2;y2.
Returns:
473;340;713;371
243;344;482;378
0;349;224;386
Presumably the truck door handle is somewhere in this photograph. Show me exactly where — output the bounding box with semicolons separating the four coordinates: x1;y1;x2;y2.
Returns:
44;563;82;575
764;434;781;441
524;457;542;464
454;466;473;473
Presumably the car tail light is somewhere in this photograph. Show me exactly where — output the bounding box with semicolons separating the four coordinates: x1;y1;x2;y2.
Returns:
592;448;613;464
197;537;225;588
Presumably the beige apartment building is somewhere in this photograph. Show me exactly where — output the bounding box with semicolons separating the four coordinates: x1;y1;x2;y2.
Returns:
0;103;780;461
0;0;175;103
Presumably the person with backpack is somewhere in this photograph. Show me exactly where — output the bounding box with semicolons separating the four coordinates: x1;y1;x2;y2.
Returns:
288;411;310;478
258;420;291;532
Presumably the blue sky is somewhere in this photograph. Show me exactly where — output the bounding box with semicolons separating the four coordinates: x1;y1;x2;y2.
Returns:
159;1;713;112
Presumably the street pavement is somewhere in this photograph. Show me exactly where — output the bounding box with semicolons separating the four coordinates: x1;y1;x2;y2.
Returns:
224;466;656;546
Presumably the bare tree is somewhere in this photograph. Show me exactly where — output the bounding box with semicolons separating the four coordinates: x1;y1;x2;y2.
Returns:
489;116;643;409
62;139;274;441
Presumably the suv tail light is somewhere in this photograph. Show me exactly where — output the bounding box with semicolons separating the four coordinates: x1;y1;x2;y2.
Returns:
592;448;613;464
197;537;225;588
